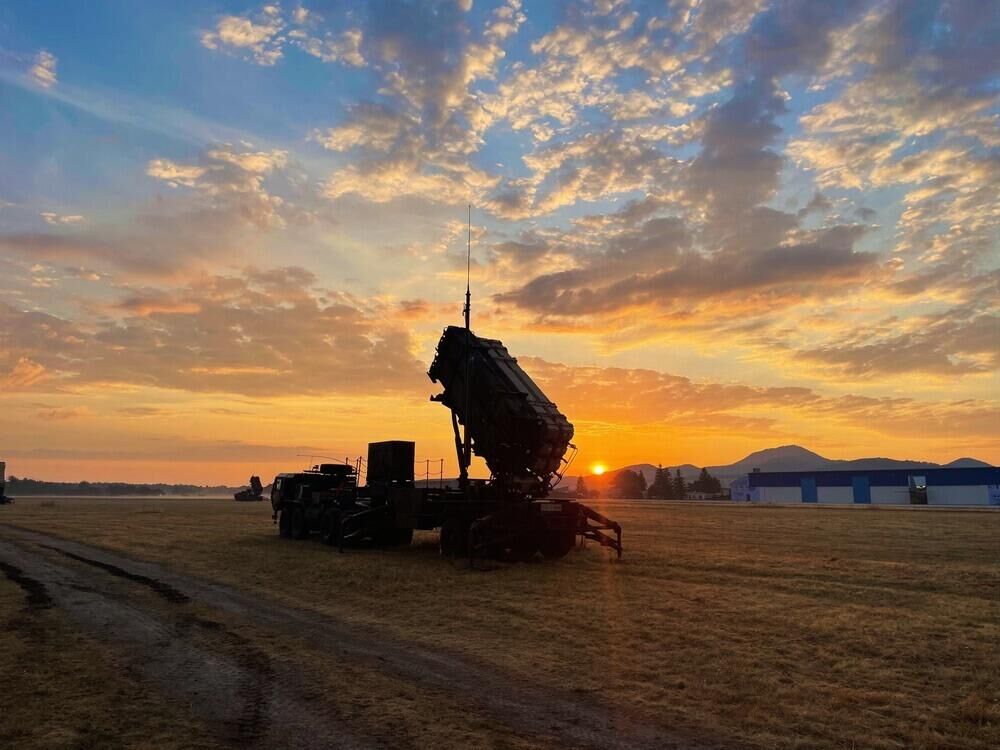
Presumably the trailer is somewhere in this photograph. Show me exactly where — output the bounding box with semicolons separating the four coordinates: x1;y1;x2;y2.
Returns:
268;325;622;562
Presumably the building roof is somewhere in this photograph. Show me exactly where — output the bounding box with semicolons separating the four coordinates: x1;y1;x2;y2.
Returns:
748;466;1000;488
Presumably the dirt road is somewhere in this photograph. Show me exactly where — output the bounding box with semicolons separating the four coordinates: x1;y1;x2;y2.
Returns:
0;524;710;749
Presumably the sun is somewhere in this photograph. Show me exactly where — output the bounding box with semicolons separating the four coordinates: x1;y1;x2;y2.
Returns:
591;463;606;476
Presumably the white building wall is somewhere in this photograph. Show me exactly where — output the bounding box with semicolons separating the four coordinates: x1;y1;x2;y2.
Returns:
817;486;854;504
928;486;989;506
753;481;997;506
758;486;802;503
871;486;911;505
729;476;751;501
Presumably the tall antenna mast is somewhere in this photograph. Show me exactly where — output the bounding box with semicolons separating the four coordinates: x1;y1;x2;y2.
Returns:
464;204;471;331
460;205;473;486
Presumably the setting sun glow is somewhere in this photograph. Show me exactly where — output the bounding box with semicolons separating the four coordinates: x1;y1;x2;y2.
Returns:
591;464;607;476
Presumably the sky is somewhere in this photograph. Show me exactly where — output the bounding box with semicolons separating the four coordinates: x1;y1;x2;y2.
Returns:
0;0;997;484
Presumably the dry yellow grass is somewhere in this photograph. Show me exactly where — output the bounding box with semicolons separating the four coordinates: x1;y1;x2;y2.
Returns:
3;497;998;749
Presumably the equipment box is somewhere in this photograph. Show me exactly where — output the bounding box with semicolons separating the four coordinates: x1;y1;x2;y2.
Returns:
367;441;415;484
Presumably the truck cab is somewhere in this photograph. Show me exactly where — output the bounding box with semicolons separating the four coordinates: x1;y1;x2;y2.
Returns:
270;464;356;513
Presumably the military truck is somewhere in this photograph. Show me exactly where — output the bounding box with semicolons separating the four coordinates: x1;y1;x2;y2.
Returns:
270;444;417;546
268;325;622;562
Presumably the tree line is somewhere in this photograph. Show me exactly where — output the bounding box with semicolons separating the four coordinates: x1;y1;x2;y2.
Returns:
4;477;238;497
576;465;723;500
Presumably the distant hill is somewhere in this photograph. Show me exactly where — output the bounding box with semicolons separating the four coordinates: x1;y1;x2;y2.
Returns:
943;457;993;468
565;445;995;491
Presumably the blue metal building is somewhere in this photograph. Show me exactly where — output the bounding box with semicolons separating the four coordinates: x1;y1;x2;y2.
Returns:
740;467;1000;506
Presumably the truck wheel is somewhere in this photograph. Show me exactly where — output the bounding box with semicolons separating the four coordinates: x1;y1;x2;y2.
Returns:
388;527;414;546
290;506;307;540
278;509;292;538
540;529;575;559
440;521;468;556
510;535;539;563
320;509;340;545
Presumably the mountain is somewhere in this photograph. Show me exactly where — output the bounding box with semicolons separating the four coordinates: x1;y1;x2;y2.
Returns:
713;445;830;475
563;445;994;492
944;457;993;468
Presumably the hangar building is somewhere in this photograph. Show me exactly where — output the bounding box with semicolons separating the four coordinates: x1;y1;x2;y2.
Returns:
734;467;1000;506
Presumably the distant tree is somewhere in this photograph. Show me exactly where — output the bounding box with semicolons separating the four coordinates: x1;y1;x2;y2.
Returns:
673;468;686;500
690;467;723;495
647;464;672;499
611;469;646;498
662;468;675;499
647;465;661;499
575;475;588;498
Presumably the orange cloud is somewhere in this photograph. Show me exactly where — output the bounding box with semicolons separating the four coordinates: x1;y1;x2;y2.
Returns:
0;358;47;392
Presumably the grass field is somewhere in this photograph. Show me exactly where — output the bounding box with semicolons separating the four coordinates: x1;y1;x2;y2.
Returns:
2;498;998;749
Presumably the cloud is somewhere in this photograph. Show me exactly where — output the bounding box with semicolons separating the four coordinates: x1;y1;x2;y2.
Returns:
0;358;47;392
201;8;285;65
145;159;208;187
115;407;167;418
475;0;956;385
504;126;685;217
201;3;366;68
165;146;291;231
309;0;527;207
35;405;90;421
0;144;299;281
499;217;878;317
28;49;57;88
0;267;426;397
477;6;701;147
296;28;365;67
686;79;786;222
40;212;85;225
116;293;202;317
525;357;1000;445
795;311;1000;379
322;156;497;205
312;103;412;152
797;192;832;217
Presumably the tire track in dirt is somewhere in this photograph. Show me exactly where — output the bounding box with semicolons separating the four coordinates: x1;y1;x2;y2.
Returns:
0;559;53;609
21;543;273;744
28;545;274;744
1;524;725;749
42;545;191;603
0;534;369;750
184;614;276;746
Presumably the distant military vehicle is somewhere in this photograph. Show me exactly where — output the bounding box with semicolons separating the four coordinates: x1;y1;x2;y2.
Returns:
234;475;264;502
0;461;11;505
